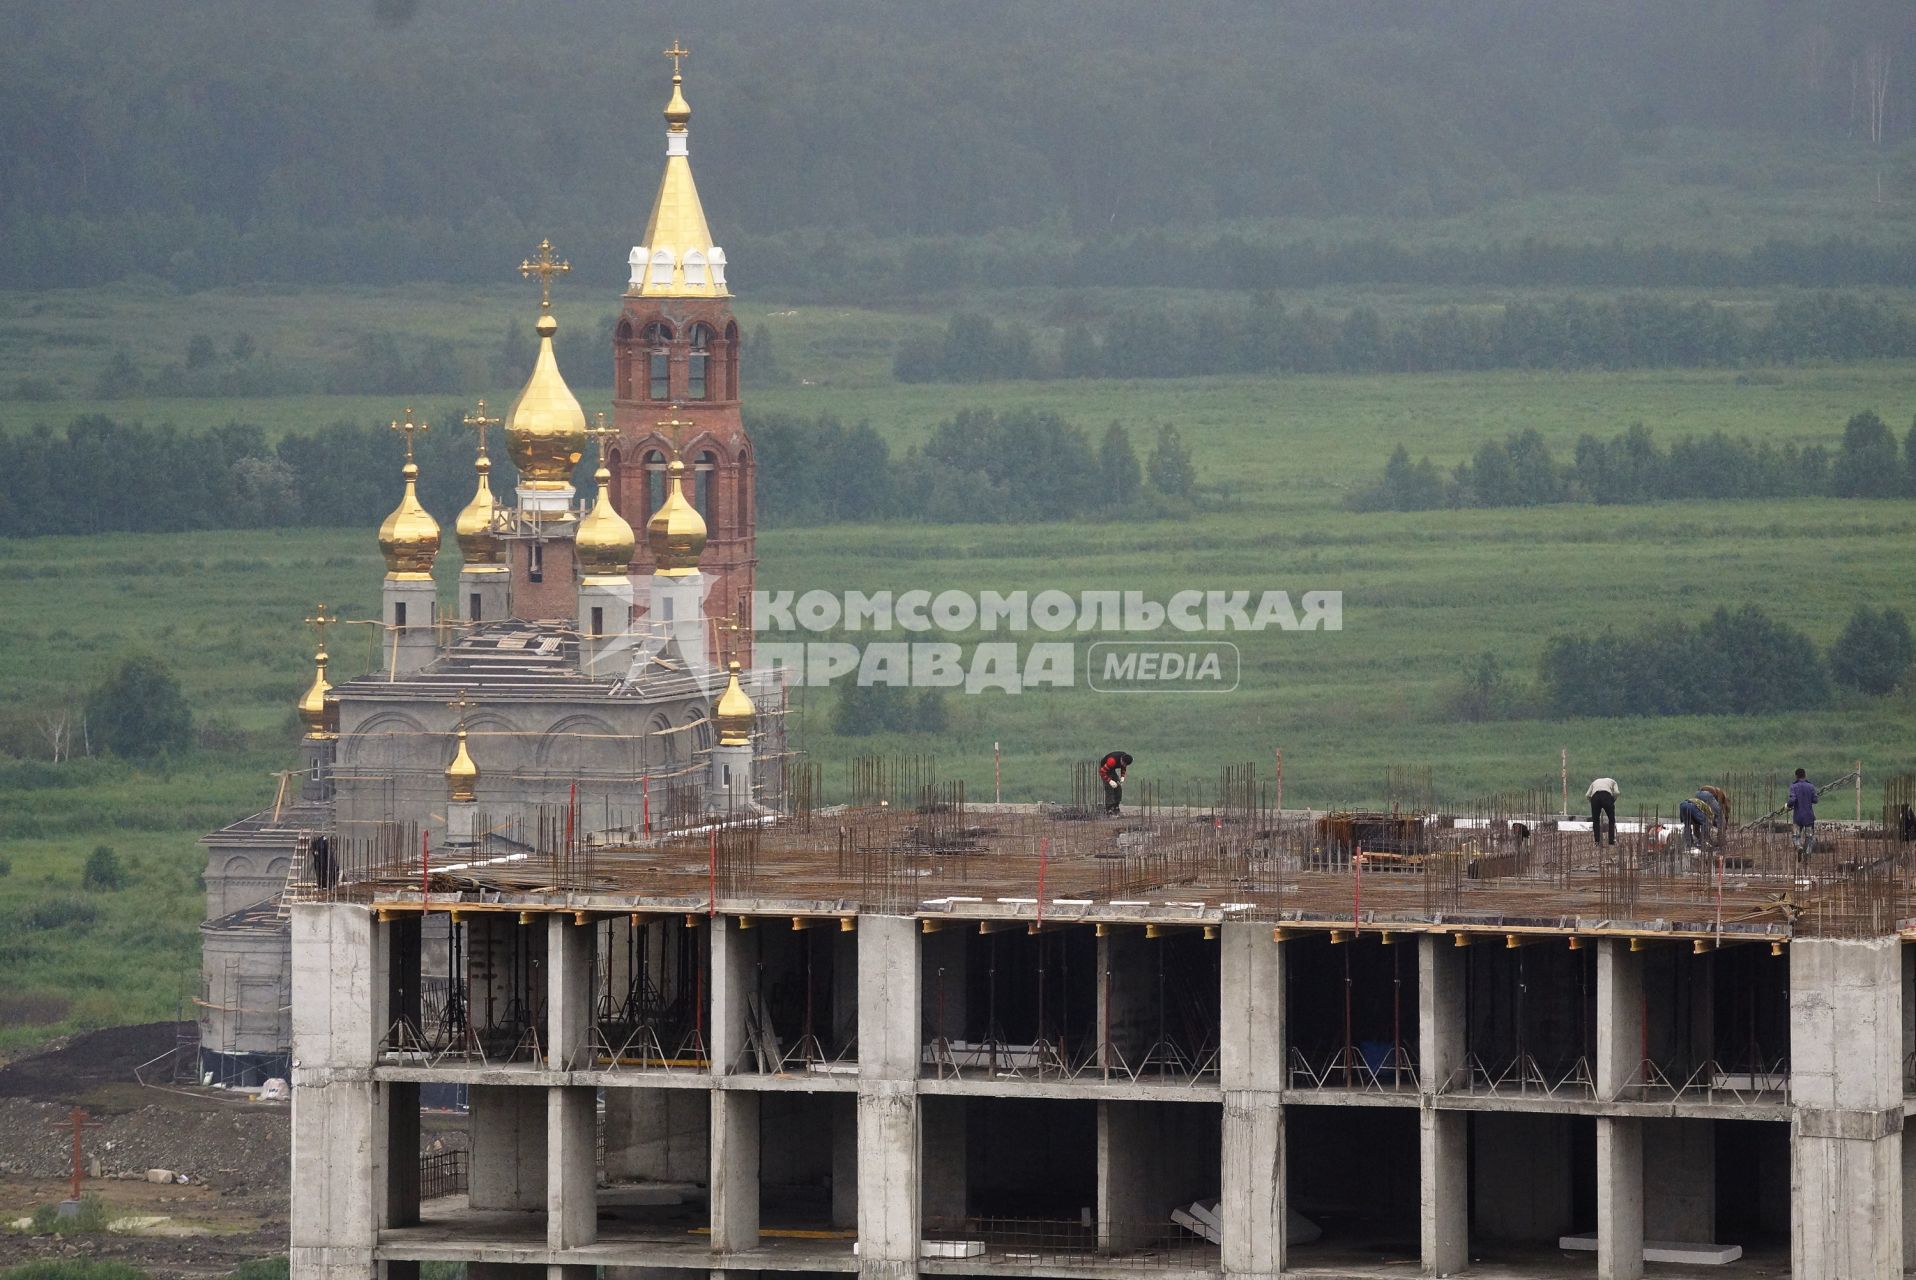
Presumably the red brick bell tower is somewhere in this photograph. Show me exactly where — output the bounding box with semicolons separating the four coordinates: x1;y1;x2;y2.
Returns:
609;47;756;664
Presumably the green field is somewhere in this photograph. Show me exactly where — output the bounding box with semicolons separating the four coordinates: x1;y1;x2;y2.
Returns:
2;283;1915;1056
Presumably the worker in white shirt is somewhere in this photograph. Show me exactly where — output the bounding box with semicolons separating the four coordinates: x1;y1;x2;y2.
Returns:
1586;777;1619;847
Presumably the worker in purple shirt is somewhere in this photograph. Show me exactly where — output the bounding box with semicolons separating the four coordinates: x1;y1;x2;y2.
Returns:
1788;768;1817;860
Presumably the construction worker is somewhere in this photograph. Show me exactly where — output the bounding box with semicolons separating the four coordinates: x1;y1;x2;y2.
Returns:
1586;776;1619;846
1678;797;1711;852
1699;785;1730;849
1097;751;1133;816
1788;768;1817;860
1693;787;1723;847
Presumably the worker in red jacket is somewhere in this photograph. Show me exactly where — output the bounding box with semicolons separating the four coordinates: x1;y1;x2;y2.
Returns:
1097;751;1133;815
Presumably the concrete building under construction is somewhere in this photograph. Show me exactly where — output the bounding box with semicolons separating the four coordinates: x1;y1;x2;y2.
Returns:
265;58;1916;1280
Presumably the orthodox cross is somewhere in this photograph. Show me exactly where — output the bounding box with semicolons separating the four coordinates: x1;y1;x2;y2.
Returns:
304;603;337;653
390;407;428;461
49;1106;102;1202
714;611;745;665
462;399;502;459
663;40;690;75
519;238;570;310
587;412;620;469
655;409;696;462
447;688;477;731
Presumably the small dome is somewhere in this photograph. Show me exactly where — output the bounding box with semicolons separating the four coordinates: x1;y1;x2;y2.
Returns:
505;312;587;490
714;660;755;746
377;460;441;576
645;457;707;574
445;726;479;803
576;462;636;576
297;648;335;737
454;451;503;565
664;73;691;130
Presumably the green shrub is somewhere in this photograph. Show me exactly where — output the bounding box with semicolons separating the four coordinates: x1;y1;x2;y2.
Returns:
23;1194;112;1236
3;1264;149;1280
83;845;127;891
228;1258;288;1280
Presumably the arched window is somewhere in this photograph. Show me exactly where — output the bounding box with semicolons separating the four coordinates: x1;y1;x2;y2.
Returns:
688;324;713;401
648;249;674;287
684;251;708;287
723;321;740;400
614;320;634;400
642;322;672;400
735;446;751;533
710;247;728;288
643;449;666;522
694;449;717;523
606;446;623;513
627;247;645;290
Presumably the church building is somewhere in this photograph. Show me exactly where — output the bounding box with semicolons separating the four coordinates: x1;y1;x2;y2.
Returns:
196;59;777;1082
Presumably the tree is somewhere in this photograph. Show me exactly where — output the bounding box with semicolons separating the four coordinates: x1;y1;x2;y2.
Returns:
1097;423;1142;509
84;656;192;757
185;333;217;370
83;845;128;891
1830;605;1914;695
1831;410;1902;497
1147;425;1197;498
1453;652;1511;722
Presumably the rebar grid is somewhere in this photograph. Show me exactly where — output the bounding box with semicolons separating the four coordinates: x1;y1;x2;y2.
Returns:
313;760;1914;939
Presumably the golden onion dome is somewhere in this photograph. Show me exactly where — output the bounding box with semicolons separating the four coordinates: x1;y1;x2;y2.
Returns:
505;312;587;489
297;648;335;737
645;457;707;574
576;461;637;577
664;72;692;130
377;460;441;577
714;660;756;747
454;450;503;566
445;726;479;803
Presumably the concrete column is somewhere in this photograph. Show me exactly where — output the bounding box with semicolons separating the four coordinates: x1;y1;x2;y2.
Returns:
1218;923;1282;1090
1791;937;1904;1280
290;905;390;1280
711;917;751;1075
547;1087;597;1249
1219;923;1283;1280
469;1084;547;1211
1596;940;1645;1280
1418;935;1467;1277
857;916;920;1280
1098;1102;1153;1252
547;915;593;1070
710;1091;761;1253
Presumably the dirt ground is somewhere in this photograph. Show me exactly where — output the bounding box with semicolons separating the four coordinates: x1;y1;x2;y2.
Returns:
0;1024;291;1278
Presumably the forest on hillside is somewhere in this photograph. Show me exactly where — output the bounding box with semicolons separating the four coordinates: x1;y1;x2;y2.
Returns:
3;1;1915;291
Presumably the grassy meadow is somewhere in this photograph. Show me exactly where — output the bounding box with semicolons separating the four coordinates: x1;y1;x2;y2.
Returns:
2;274;1915;1055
